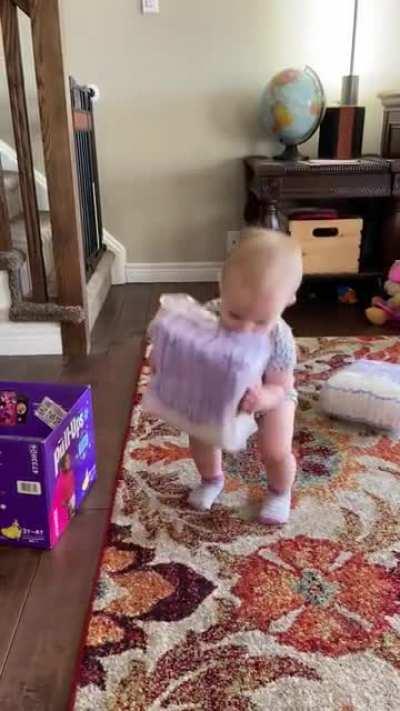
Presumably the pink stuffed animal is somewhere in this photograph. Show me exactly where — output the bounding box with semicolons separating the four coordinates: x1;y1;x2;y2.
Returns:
366;261;400;326
388;260;400;285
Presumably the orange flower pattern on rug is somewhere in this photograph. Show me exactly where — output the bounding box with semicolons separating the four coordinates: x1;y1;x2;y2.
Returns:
74;337;400;711
234;536;400;656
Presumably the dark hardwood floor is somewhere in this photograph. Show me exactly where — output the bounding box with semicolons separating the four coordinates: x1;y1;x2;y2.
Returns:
0;283;390;711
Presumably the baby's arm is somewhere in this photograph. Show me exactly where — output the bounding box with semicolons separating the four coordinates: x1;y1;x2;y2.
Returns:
240;319;297;415
240;368;294;414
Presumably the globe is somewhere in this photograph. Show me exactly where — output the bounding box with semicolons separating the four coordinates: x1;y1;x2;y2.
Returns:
260;66;325;161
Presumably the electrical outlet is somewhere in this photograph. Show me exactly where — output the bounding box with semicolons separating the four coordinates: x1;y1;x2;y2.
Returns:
226;230;240;254
141;0;159;13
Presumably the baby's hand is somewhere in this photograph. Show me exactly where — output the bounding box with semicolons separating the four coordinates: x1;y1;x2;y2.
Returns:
240;384;285;414
240;385;266;414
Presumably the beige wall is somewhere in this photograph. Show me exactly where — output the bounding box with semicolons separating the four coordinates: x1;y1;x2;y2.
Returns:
1;1;400;263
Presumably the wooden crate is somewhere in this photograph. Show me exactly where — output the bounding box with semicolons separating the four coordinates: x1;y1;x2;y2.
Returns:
289;218;363;275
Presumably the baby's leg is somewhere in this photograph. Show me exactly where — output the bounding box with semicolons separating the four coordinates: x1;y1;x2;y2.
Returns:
258;399;296;524
188;436;224;511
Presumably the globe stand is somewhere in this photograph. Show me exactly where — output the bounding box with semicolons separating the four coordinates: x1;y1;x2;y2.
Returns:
274;144;308;162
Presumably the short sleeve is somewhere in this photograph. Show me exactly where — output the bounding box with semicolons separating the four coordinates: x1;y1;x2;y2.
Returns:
268;319;297;372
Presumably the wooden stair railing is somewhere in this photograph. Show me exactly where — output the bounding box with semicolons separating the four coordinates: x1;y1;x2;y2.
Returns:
0;0;47;301
12;0;30;15
0;0;89;356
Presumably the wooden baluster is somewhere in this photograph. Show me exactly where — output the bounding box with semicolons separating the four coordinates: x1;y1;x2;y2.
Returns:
0;0;47;301
30;0;89;356
0;157;12;251
12;0;32;16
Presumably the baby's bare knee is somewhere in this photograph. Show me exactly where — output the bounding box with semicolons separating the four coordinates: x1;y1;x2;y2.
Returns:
261;449;294;471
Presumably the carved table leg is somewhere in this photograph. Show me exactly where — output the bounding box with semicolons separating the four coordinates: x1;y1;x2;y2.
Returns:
380;194;400;273
244;177;288;232
260;196;286;231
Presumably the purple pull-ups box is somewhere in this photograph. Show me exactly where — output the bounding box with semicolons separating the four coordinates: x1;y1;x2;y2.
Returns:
0;381;96;549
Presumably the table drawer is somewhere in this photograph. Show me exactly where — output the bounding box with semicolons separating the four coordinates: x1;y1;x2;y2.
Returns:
289;219;362;274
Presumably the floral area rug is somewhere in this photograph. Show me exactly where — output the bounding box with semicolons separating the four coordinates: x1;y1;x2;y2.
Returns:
73;337;400;711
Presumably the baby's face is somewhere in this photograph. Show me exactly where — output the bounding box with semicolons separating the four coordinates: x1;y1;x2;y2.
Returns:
220;282;296;333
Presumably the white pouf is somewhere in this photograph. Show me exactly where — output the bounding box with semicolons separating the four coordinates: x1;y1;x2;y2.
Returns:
320;359;400;432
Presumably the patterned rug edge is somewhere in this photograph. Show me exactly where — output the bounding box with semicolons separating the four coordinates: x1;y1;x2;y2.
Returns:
67;339;147;711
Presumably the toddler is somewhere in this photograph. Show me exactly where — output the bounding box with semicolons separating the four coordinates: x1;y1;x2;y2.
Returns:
188;227;303;524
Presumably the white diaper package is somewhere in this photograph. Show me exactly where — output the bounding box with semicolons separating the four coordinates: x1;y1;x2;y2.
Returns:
320;359;400;432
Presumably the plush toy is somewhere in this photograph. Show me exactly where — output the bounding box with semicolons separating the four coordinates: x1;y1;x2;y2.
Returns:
365;261;400;326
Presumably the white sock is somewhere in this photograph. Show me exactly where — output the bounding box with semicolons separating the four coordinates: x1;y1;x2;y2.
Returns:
259;488;291;525
188;477;224;512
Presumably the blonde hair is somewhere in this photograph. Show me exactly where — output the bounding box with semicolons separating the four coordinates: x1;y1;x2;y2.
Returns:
221;227;302;294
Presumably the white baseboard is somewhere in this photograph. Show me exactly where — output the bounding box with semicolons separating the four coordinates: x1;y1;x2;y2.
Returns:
103;229;126;284
87;251;114;331
0;316;62;355
0;140;127;285
126;262;222;283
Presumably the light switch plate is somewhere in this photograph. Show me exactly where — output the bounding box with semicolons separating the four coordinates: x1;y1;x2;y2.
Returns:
142;0;159;13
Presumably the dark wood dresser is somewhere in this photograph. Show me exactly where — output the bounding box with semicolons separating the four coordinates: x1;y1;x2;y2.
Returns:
243;157;400;275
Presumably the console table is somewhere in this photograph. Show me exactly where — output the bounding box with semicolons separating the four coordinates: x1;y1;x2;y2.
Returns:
243;157;400;275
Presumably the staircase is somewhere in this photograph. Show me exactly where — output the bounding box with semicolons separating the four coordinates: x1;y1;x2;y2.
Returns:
0;0;125;356
0;160;116;354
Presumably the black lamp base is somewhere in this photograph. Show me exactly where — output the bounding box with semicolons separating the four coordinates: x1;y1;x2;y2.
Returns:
274;144;308;162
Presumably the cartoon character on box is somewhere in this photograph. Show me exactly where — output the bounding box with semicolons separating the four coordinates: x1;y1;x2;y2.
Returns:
0;391;17;426
366;260;400;326
51;452;76;538
1;519;22;541
16;395;29;424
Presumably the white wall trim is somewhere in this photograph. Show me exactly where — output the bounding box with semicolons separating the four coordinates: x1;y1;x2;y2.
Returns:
126;262;222;283
103;229;126;285
0;140;127;284
0;268;62;355
87;251;114;331
0;273;11;311
0;317;63;356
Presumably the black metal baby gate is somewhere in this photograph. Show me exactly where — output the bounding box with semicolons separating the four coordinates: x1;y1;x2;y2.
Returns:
70;77;105;279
